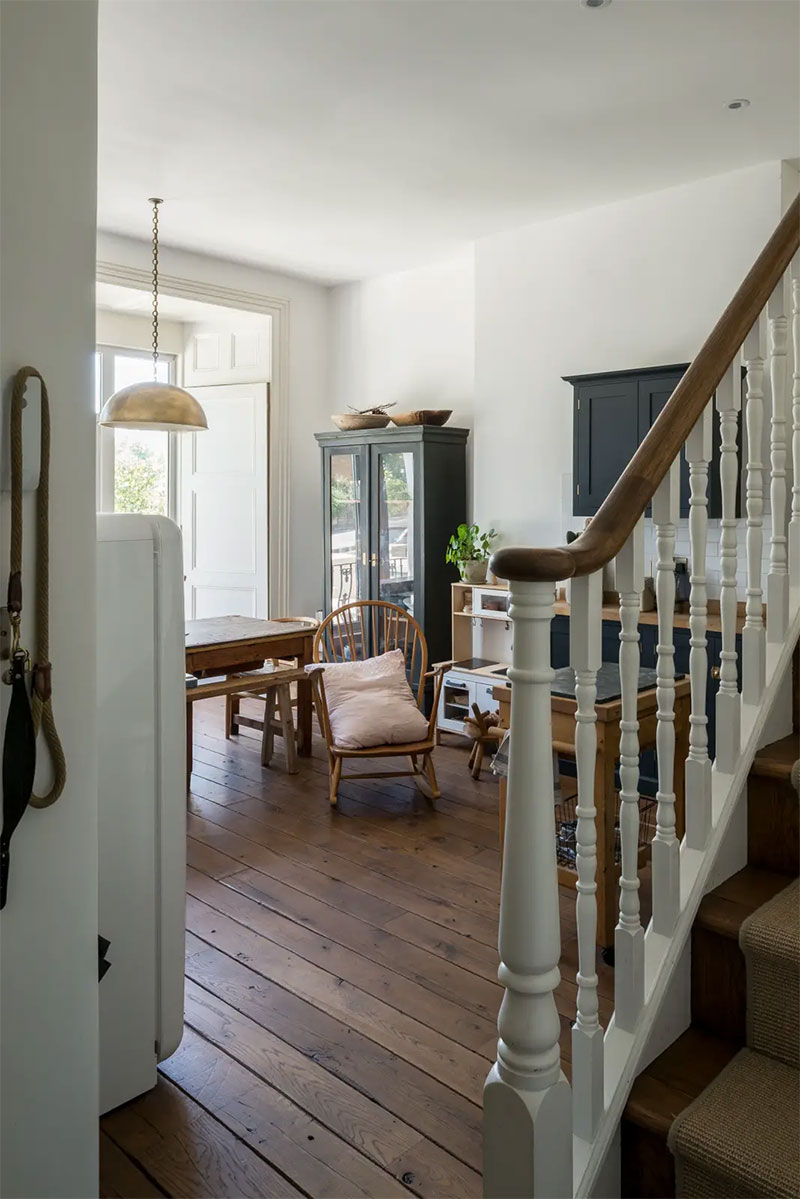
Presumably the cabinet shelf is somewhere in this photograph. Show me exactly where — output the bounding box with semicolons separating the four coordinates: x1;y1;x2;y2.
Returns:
454;610;511;621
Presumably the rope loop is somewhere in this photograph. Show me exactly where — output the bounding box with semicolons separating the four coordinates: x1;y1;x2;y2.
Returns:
7;366;65;807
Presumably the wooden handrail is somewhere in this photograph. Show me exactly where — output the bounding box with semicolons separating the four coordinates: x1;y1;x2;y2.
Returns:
491;195;800;584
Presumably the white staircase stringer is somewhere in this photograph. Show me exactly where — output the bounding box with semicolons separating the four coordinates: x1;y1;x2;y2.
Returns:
574;592;800;1199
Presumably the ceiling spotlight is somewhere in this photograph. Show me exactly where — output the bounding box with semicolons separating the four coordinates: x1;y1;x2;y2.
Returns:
727;98;751;110
581;0;612;7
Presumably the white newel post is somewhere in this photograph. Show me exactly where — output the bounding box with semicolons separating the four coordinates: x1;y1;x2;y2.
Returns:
742;316;767;704
614;518;645;1031
484;580;572;1199
790;263;800;588
570;570;604;1142
652;459;681;935
767;276;789;642
715;360;742;773
685;405;713;850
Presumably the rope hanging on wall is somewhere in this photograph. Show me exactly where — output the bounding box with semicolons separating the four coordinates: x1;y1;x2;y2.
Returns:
1;366;66;909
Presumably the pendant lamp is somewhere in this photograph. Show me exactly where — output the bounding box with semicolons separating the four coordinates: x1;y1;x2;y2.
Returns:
99;198;208;432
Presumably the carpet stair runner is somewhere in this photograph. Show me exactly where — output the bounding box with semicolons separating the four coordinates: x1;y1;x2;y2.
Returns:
621;733;800;1198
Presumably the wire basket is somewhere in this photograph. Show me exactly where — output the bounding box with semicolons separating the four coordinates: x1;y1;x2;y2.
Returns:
554;788;657;869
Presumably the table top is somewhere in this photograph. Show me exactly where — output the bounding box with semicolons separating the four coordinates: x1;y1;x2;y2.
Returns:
551;662;665;702
185;615;314;650
494;662;690;713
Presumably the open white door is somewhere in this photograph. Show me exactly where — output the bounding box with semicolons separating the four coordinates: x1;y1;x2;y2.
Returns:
180;382;268;618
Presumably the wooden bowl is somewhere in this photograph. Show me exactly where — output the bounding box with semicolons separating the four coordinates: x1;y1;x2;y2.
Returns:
391;409;452;427
331;412;391;431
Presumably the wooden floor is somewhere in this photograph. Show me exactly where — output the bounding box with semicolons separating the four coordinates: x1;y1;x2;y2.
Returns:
100;698;618;1199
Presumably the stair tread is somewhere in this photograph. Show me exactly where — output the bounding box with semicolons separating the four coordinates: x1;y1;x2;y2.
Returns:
696;866;792;939
625;1029;739;1137
751;732;799;780
669;1048;800;1196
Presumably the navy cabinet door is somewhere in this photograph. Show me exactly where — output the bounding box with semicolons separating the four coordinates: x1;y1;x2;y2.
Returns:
637;372;726;519
551;614;570;668
573;377;639;516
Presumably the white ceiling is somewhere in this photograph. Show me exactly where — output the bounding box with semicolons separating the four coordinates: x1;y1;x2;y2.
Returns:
98;0;800;285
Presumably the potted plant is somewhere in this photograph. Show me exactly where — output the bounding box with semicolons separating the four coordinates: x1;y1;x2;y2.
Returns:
445;523;497;584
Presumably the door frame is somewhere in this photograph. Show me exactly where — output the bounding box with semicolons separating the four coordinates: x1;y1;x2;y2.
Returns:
96;260;290;616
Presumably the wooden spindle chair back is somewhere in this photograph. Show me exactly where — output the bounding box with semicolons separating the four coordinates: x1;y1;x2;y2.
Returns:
313;600;428;710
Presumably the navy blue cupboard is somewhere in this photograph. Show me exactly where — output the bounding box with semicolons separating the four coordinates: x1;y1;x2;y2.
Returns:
567;363;742;520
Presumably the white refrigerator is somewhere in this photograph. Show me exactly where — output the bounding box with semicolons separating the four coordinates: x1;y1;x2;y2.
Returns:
96;513;186;1114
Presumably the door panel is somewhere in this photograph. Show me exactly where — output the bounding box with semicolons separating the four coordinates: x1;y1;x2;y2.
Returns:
372;446;416;616
180;382;268;620
327;447;367;612
574;379;639;515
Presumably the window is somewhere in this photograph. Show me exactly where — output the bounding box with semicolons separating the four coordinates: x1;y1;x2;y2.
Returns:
96;346;178;517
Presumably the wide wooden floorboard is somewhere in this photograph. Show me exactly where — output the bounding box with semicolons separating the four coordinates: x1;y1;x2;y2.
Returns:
102;699;619;1197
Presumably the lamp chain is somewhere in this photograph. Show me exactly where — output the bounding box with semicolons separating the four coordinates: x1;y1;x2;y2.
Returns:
149;197;162;381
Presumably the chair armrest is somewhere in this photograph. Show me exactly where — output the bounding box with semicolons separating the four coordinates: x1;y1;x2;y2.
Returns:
306;665;333;746
425;660;454;680
426;663;448;738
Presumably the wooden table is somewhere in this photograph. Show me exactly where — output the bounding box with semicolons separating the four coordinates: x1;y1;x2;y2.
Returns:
185;616;315;776
494;671;691;951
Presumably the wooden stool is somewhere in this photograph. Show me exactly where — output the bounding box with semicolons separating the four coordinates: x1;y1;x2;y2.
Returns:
259;682;298;773
224;668;306;774
186;666;304;788
465;703;505;779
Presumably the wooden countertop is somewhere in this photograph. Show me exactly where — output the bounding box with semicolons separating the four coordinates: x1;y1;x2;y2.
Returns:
553;598;747;635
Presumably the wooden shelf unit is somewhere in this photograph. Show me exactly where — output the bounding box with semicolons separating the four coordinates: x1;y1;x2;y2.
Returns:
438;582;512;737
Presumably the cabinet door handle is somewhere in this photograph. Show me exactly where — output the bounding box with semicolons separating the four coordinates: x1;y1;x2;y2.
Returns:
361;552;367;566
371;553;377;567
710;666;721;680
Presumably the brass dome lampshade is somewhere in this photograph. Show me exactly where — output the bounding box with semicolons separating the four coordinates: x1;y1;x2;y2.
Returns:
99;198;208;433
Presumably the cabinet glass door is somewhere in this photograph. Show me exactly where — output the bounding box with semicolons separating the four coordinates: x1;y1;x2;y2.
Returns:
328;449;366;610
374;448;415;613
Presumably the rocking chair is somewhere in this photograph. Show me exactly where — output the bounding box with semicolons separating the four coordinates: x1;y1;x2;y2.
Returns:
309;600;447;807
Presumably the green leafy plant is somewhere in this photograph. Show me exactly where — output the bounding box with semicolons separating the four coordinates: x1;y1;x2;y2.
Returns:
445;522;497;567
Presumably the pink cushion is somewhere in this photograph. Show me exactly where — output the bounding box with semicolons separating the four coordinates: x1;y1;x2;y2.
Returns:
315;650;429;749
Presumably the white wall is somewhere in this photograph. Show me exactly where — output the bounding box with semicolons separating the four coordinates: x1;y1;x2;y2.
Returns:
97;232;330;616
0;3;99;1196
330;249;475;508
475;162;784;555
329;163;786;595
329;248;474;421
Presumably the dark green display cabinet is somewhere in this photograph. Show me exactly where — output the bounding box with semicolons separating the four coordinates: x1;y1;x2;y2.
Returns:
315;425;469;666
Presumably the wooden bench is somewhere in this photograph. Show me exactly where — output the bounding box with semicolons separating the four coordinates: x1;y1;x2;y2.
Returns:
185;666;306;783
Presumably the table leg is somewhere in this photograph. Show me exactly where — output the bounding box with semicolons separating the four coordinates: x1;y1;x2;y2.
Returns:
296;638;313;757
674;694;690;841
597;732;618;951
227;692;240;737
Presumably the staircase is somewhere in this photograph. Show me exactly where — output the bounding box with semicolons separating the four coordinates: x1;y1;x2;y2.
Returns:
482;193;800;1199
621;734;799;1197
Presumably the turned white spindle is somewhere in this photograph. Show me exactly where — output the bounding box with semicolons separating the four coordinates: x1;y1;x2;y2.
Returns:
790;262;800;588
570;570;603;1142
484;580;571;1199
613;517;645;1031
715;360;742;773
652;460;680;935
767;277;789;642
684;405;713;850
742;317;767;705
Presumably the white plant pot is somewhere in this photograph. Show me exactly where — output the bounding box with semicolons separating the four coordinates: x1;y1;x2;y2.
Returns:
462;559;488;584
